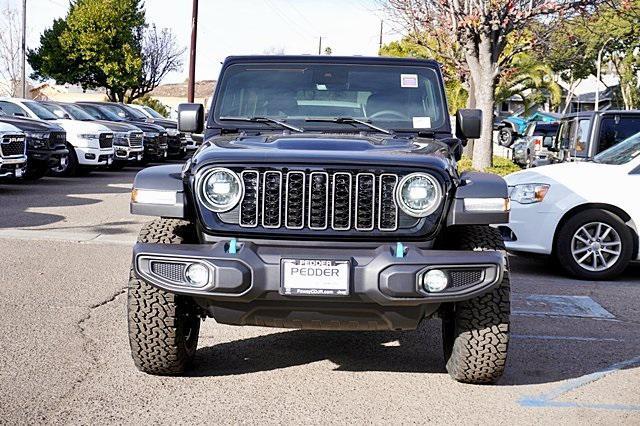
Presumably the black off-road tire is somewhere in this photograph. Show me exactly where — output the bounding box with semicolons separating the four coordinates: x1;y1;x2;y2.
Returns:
128;219;201;375
555;209;633;280
440;225;510;384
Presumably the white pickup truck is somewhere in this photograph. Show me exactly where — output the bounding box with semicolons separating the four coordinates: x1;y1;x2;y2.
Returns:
0;98;114;176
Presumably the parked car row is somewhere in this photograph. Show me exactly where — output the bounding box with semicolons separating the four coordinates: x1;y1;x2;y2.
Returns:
0;98;201;181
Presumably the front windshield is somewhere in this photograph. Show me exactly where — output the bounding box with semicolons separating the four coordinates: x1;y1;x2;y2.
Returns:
23;101;59;120
143;106;163;119
62;103;94;120
214;62;448;132
40;103;93;121
81;104;123;121
593;131;640;165
123;105;147;119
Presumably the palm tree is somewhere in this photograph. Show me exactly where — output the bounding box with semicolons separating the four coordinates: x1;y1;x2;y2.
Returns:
495;53;562;115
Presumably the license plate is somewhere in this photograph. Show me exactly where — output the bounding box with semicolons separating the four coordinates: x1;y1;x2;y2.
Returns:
137;154;142;161
281;259;350;296
163;151;168;158
16;168;23;178
107;158;113;165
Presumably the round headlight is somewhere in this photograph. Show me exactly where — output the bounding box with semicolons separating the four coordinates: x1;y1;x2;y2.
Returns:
199;168;243;212
396;173;442;217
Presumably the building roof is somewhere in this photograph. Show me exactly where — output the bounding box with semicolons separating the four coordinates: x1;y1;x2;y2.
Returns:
150;80;216;98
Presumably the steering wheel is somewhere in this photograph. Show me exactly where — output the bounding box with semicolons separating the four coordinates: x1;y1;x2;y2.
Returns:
368;110;409;120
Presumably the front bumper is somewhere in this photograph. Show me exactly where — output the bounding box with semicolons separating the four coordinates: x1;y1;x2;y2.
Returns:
133;242;506;330
28;147;69;166
114;145;144;161
74;147;114;166
0;156;27;178
144;142;168;159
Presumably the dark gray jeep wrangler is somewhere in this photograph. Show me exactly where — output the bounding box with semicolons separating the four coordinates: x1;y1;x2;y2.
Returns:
128;56;511;384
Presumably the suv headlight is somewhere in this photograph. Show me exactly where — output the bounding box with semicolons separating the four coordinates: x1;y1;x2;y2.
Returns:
79;134;99;140
25;132;49;148
198;168;243;212
510;183;550;204
396;172;442;217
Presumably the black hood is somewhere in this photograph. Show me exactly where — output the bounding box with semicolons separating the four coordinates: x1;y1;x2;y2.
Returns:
0;116;65;133
192;133;452;172
144;118;177;129
120;120;165;133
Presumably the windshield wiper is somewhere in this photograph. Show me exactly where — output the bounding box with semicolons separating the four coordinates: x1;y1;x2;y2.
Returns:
304;117;392;135
219;116;303;133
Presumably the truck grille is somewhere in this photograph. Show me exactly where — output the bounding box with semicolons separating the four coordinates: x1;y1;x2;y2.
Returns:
99;133;113;148
49;132;66;148
129;132;143;147
236;169;400;232
0;134;26;157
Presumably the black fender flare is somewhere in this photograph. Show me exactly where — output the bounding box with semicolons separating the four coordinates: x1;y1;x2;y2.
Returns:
447;171;510;226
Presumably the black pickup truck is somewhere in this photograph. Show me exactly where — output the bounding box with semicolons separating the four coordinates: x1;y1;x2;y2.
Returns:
127;56;511;384
0;113;68;180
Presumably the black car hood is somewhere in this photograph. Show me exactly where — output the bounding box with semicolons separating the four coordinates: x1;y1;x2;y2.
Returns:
121;120;165;133
134;118;177;129
192;133;453;171
0;116;65;133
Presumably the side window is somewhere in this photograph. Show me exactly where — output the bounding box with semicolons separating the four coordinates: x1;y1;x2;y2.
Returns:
0;101;29;117
573;119;591;157
598;115;640;153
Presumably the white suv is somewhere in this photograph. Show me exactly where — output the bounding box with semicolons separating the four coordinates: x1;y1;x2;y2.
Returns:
0;98;114;176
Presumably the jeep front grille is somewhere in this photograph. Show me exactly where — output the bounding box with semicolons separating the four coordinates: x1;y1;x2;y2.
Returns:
0;134;26;157
237;169;400;232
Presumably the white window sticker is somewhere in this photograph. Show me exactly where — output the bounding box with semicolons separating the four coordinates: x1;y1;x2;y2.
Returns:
413;116;432;128
401;74;419;88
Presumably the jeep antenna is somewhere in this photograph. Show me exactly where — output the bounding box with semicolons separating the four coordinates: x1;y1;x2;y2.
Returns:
187;0;199;103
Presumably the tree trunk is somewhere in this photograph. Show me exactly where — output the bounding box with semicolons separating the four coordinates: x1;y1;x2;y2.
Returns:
469;36;496;171
472;79;495;170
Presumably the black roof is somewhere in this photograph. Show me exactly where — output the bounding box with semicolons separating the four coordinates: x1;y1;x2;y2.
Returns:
562;110;640;119
223;55;441;68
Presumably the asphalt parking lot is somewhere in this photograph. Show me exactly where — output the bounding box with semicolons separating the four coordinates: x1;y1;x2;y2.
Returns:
1;164;639;424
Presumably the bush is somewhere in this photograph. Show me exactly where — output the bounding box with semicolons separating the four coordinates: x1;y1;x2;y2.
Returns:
133;95;170;118
458;156;522;176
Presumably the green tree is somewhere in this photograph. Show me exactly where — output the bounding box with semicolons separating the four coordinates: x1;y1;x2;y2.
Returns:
133;95;170;118
29;0;183;103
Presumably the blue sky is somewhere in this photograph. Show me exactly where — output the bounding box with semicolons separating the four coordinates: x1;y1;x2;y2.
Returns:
2;0;400;83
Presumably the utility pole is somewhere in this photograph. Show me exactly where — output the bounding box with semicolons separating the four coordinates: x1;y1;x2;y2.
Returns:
21;0;26;98
379;20;383;52
187;0;199;103
318;37;322;55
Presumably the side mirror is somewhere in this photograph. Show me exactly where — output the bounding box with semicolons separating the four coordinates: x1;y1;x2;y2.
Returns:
178;103;205;133
456;109;482;140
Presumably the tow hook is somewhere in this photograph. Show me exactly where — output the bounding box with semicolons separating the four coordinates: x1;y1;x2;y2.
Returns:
227;238;238;254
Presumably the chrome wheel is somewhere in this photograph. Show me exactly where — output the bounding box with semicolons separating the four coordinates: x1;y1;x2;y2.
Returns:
571;222;622;272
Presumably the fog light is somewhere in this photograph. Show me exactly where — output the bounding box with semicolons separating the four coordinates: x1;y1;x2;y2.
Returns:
423;269;448;292
185;263;209;287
